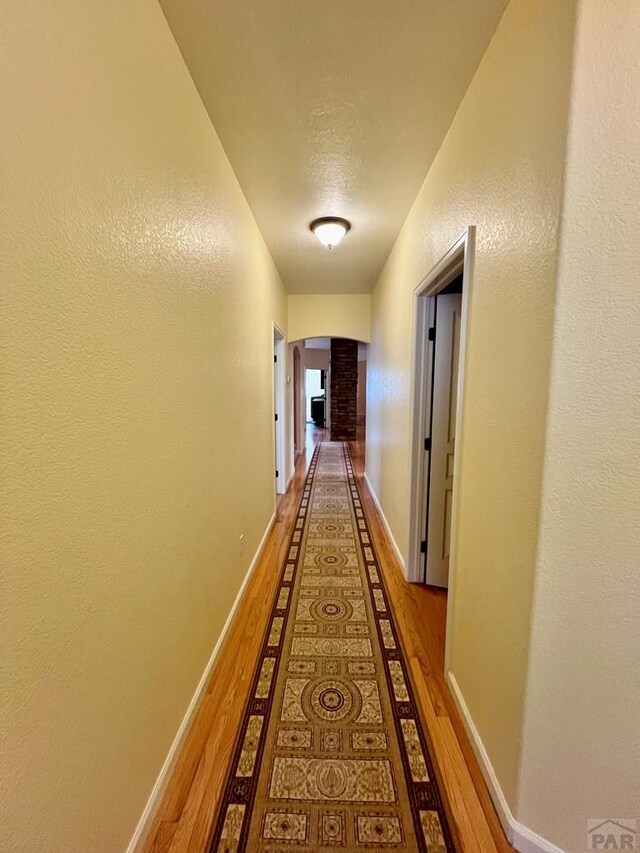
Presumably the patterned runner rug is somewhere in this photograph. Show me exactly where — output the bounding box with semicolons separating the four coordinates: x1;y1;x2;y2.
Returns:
210;442;455;852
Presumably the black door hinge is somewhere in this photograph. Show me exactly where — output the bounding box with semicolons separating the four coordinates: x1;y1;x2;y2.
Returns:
428;326;436;342
274;413;278;421
420;540;427;554
276;469;279;478
274;354;277;363
424;437;431;451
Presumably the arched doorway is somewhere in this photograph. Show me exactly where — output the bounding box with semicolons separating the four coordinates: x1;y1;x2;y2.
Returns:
291;337;367;450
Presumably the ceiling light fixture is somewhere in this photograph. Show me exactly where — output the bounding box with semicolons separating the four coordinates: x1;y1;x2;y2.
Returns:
310;216;351;249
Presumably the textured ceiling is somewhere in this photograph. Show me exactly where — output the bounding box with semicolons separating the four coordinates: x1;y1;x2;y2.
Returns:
159;0;508;293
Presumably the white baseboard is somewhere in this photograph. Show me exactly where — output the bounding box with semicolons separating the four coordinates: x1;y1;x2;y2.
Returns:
446;671;565;853
363;472;406;572
126;512;277;853
512;824;566;853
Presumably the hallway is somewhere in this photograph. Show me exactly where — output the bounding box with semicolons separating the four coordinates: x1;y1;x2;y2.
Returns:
143;433;511;853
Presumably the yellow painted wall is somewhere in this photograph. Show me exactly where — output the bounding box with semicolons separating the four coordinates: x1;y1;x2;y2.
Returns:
366;0;576;809
519;2;640;848
0;1;286;850
288;294;371;343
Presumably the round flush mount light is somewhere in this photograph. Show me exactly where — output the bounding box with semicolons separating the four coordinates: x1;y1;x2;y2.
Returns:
310;216;351;249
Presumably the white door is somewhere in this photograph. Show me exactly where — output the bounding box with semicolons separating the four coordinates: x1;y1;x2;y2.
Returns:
273;330;285;494
274;349;280;491
425;292;463;587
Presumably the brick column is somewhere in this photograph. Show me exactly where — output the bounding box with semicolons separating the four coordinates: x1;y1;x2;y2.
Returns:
330;338;358;441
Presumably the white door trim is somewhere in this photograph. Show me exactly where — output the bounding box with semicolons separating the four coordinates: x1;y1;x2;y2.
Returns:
273;324;287;496
406;227;475;667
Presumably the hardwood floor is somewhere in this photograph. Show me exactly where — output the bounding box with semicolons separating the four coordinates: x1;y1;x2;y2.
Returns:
141;430;513;853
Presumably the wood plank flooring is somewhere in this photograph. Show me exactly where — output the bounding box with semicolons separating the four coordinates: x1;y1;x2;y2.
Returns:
141;429;513;853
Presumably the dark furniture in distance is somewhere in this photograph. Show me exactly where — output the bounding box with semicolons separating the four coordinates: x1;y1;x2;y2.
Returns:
310;396;325;427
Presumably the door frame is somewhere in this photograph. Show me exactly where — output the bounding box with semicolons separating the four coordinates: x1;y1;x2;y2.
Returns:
292;345;302;455
407;227;475;659
273;324;287;495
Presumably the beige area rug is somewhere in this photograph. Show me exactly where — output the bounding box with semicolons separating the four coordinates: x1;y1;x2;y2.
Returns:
209;442;455;852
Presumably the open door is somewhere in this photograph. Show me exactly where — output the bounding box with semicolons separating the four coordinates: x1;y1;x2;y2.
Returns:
273;327;286;495
424;292;463;587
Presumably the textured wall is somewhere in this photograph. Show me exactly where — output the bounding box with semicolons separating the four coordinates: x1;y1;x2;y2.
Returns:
0;0;286;849
288;294;371;343
366;0;576;809
330;339;358;441
518;2;640;848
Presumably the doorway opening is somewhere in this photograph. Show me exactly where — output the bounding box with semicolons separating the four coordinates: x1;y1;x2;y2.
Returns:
306;368;326;426
301;337;330;447
422;274;463;588
273;325;286;495
407;228;475;661
293;346;302;456
292;336;367;457
305;367;327;447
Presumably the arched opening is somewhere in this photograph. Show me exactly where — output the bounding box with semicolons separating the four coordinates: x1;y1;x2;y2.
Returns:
291;336;367;456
